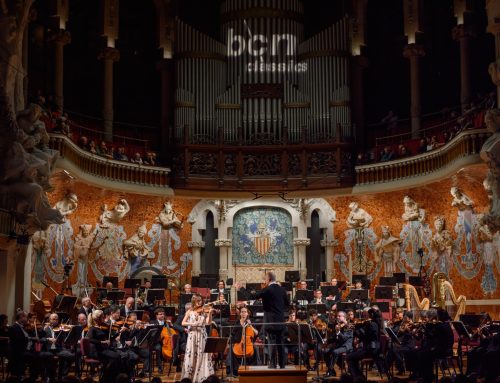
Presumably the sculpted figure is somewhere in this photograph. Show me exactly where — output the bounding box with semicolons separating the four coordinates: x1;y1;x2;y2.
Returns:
54;193;78;220
157;201;182;229
450;187;474;211
31;229;48;291
99;199;130;227
346;202;373;229
72;224;96;293
480;109;500;233
402;196;425;222
123;223;151;259
375;226;401;276
16;104;58;190
431;216;453;275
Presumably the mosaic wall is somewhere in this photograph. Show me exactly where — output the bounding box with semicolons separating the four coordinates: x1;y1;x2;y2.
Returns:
33;171;198;302
232;207;294;265
328;164;499;300
32;164;499;303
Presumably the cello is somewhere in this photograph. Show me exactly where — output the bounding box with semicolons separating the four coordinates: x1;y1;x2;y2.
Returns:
161;320;178;359
232;322;255;358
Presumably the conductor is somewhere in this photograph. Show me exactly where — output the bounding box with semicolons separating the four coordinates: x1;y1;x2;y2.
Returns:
251;271;290;369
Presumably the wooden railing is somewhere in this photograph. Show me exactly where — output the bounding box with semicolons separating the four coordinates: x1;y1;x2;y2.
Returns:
355;128;490;186
49;134;171;188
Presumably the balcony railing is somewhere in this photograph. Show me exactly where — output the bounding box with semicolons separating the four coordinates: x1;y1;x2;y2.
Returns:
355;128;490;186
48;134;171;190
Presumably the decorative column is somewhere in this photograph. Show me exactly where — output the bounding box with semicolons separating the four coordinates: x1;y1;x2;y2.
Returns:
453;25;474;111
0;240;19;318
188;240;205;277
215;238;232;282
486;0;500;106
48;29;71;112
157;59;174;152
321;238;338;281
293;238;310;280
350;0;368;140
100;0;119;142
403;44;425;138
98;47;120;141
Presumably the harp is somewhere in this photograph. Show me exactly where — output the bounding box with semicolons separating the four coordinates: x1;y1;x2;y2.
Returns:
403;283;430;318
432;272;466;321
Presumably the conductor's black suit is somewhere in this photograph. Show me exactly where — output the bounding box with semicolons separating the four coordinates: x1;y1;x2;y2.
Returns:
254;282;290;367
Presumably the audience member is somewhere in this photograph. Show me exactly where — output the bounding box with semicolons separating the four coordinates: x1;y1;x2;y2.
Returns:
417;138;427;154
88;140;97;154
131;152;143;164
380;146;394;162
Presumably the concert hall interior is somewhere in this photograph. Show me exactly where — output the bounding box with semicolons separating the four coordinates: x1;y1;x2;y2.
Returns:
0;0;499;382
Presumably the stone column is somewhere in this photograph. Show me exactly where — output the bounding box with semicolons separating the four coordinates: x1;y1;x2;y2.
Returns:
188;240;205;277
0;240;19;318
453;25;474;112
293;238;310;280
320;238;338;281
403;44;426;138
157;59;174;156
98;47;120;142
486;0;500;106
215;239;232;282
48;29;71;112
350;55;368;141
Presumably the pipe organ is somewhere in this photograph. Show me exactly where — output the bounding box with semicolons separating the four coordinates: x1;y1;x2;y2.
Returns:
173;0;355;190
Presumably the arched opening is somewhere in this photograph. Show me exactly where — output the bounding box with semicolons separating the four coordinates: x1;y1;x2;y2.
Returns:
201;211;219;274
306;210;325;287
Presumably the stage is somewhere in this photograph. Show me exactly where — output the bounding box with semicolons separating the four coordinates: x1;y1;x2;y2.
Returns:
237;365;308;383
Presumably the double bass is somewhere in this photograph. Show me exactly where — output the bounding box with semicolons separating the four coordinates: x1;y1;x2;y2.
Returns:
161;320;178;359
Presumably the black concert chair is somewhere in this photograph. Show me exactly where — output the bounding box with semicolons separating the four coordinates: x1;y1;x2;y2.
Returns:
79;338;102;378
360;334;392;380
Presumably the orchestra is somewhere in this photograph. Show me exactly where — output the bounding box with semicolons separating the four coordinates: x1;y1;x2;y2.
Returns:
4;275;499;382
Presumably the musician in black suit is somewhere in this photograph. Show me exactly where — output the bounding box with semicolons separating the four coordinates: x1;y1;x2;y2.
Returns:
252;271;290;369
324;311;354;377
78;296;94;318
149;308;167;373
346;308;381;378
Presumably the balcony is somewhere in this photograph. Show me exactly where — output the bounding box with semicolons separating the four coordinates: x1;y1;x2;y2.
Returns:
354;128;490;193
48;134;173;196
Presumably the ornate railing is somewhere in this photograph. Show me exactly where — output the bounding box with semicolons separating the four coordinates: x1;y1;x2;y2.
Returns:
48;134;171;189
355;128;490;186
171;126;355;192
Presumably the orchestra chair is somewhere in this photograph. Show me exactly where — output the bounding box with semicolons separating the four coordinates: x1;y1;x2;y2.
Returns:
79;338;102;379
0;337;8;379
360;334;392;380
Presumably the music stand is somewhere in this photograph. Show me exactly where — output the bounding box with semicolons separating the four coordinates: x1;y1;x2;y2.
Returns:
295;289;313;303
305;279;315;290
213;304;231;318
191;276;200;287
131;310;144;320
379;277;397;286
408;276;423;286
56;295;77;312
151;278;169;289
393;273;406;284
102;276;118;287
146;289;165;303
285;270;300;283
452;321;472;339
375;286;394;300
211;292;229;303
63;325;81;346
281;281;293;292
124;278;141;289
180;293;193;306
321;285;339;297
385;326;401;376
106;290;125;303
375;301;390;313
307;303;327;315
349;289;368;301
337;302;357;312
204;337;229;353
246;283;263;293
